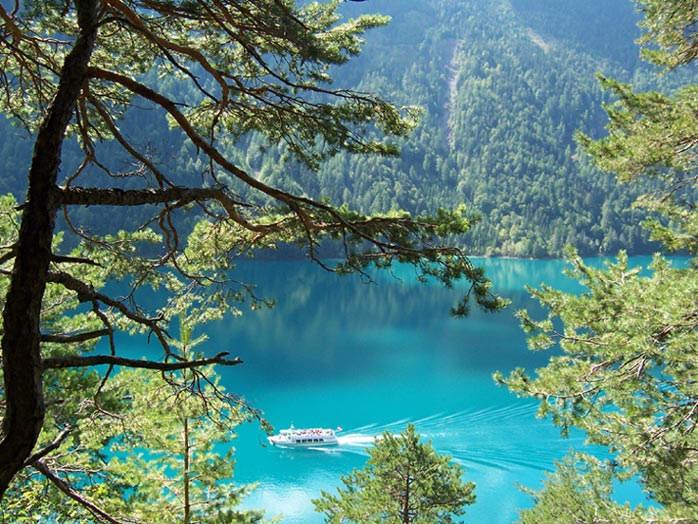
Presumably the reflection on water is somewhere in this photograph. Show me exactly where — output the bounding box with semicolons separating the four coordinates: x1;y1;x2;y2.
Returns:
196;258;652;524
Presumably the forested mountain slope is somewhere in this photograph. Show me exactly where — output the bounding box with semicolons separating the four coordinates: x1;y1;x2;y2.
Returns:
309;0;658;257
0;0;672;257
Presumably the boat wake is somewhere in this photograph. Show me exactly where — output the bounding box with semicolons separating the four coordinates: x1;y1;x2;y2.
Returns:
316;404;588;472
336;434;378;447
268;404;588;475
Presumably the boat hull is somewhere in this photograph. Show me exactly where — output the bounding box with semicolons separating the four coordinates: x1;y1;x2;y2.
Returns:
267;427;338;447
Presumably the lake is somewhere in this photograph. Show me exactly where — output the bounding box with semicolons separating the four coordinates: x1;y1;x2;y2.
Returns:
197;257;655;523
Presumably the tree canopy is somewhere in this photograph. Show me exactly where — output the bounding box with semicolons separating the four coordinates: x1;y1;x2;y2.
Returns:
498;1;698;521
0;0;678;259
313;424;476;524
0;0;504;515
0;195;267;523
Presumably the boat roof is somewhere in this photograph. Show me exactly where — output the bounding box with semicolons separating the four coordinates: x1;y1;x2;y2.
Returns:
279;427;335;434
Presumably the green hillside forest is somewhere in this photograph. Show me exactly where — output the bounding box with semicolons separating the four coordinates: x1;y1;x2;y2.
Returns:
0;0;683;257
1;0;697;522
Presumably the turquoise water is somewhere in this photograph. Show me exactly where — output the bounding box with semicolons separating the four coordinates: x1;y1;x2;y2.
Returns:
198;257;656;523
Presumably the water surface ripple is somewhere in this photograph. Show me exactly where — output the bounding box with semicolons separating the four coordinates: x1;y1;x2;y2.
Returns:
200;259;655;523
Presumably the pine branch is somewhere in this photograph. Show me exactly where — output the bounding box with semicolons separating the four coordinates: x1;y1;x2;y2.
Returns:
41;329;110;344
50;253;101;266
0;247;16;266
32;460;129;524
42;352;243;370
57;185;267;233
46;269;172;354
23;426;72;467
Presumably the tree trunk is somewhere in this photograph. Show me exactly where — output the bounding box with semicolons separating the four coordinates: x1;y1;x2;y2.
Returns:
183;417;191;524
402;464;411;524
0;0;98;497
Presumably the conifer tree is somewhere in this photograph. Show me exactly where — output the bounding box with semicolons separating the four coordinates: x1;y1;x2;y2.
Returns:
313;424;476;524
0;205;264;522
498;1;698;522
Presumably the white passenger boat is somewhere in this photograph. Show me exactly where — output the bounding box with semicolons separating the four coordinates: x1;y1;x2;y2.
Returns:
267;426;340;447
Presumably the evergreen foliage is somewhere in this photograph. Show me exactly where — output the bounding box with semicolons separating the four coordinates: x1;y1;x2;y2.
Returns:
0;0;505;516
517;454;653;524
0;196;265;523
2;0;696;520
498;1;698;521
0;0;680;258
313;424;475;524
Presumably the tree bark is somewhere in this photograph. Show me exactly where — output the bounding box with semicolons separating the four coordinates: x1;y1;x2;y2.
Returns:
0;0;98;497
